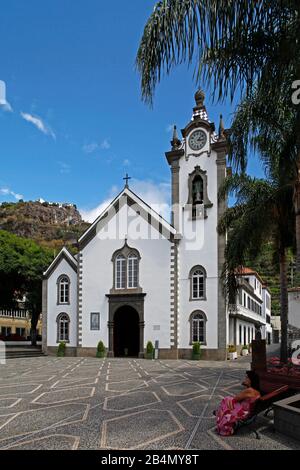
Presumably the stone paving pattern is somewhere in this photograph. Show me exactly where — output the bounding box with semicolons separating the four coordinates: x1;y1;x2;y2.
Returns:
0;357;300;450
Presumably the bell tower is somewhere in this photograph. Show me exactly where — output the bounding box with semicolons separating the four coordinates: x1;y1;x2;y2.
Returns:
165;90;229;360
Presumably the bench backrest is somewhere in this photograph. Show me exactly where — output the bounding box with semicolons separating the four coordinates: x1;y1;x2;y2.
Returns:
259;385;289;403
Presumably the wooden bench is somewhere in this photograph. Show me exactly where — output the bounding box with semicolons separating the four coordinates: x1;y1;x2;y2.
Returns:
235;385;290;439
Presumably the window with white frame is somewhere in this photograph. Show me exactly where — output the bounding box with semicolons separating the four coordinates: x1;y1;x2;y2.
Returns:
128;254;138;288
58;276;70;304
190;266;206;300
57;313;70;342
190;311;206;343
115;254;126;289
113;246;140;291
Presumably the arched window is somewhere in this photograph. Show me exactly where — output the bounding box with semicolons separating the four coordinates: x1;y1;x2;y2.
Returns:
57;313;70;342
190;311;207;344
115;254;126;289
57;275;70;304
128;253;138;288
112;243;141;291
190;266;206;300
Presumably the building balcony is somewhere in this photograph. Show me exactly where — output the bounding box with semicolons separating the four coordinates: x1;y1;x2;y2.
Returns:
229;305;266;327
0;309;29;319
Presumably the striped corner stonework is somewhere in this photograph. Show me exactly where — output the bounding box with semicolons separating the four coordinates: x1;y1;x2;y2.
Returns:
77;252;83;347
170;241;179;352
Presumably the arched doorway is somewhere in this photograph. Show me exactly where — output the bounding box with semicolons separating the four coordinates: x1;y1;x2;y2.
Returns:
113;306;140;357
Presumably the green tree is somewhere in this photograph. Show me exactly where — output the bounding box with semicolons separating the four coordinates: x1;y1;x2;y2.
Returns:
0;230;53;345
218;173;294;363
136;1;300;271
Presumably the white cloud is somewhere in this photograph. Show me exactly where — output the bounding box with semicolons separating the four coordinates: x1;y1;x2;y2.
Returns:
58;161;71;174
80;179;171;223
82;138;111;154
123;159;130;166
20;112;56;140
0;187;23;200
82;142;99;154
166;124;174;133
0;101;13;112
100;138;110;150
0;80;13;112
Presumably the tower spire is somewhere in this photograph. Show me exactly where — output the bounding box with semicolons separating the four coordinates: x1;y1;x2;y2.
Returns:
218;114;225;139
171;125;181;150
193;89;208;121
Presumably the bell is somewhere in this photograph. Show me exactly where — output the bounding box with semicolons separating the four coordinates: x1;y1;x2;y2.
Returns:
194;191;203;205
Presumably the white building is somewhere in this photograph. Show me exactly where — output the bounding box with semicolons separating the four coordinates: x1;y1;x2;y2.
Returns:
287;288;300;345
228;268;272;351
42;90;267;360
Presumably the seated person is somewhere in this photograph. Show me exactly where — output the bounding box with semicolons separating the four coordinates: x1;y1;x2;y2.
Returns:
215;370;261;436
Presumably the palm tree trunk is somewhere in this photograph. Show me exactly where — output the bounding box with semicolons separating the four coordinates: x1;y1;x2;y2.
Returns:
294;94;300;276
295;176;300;276
279;248;289;363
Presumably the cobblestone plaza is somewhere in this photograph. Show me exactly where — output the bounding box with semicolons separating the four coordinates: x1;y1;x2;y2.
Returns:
0;357;299;450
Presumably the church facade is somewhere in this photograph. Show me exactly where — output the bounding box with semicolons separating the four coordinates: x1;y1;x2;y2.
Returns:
42;90;229;360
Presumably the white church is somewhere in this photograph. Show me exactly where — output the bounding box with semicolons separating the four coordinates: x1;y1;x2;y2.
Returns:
42;90;270;360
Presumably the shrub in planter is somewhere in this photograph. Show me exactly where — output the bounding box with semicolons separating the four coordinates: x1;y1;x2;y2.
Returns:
192;341;201;360
57;341;66;357
228;344;237;360
146;341;154;359
241;344;249;356
96;341;106;358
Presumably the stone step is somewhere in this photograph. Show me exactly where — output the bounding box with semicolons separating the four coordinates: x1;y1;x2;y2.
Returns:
6;354;44;359
4;346;44;359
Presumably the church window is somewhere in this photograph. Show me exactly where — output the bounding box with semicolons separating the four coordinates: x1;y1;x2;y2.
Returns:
57;275;70;304
128;254;138;288
112;243;141;291
190;311;206;344
115;255;126;289
190;266;206;300
57;313;70;342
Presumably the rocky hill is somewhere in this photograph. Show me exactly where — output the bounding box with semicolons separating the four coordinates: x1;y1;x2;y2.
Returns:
0;200;90;252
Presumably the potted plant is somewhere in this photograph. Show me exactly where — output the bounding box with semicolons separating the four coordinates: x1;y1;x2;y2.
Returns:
145;341;154;359
241;344;249;356
96;341;106;358
192;341;201;360
228;344;237;360
57;341;66;357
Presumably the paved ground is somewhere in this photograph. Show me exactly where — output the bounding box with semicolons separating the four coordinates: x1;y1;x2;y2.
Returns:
0;356;299;450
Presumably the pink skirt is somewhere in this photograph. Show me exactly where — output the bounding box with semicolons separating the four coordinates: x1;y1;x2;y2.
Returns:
216;396;254;436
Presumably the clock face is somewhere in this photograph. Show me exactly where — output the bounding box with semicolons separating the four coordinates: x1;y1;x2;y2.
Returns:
188;130;207;151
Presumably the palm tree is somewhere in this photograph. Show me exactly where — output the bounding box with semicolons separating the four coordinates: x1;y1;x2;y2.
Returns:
218;173;294;363
136;0;300;271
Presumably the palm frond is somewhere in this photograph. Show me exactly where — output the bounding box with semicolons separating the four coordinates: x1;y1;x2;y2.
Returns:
136;0;299;104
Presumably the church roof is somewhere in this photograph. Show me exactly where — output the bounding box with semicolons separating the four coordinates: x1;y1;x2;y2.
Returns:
78;186;176;249
43;246;77;278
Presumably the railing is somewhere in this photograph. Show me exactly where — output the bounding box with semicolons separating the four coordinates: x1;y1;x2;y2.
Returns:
0;309;29;319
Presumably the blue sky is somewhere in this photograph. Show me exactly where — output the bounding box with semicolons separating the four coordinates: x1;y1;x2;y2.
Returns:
0;0;263;221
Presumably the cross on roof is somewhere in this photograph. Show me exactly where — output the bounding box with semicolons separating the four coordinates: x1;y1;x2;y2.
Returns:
123;173;131;188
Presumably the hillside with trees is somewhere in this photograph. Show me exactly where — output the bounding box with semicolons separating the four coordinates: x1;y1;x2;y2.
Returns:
0;200;90;254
